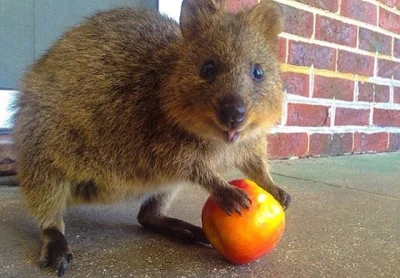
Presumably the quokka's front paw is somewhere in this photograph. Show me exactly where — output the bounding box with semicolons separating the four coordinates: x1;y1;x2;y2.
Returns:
270;186;291;210
213;185;252;216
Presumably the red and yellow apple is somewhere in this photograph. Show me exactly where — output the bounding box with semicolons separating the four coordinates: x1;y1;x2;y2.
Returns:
201;179;285;264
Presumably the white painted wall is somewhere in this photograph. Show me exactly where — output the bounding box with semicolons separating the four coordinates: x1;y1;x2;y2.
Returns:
0;1;184;129
0;90;16;129
159;0;183;21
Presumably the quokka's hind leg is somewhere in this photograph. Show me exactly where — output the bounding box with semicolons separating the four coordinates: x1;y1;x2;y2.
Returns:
40;228;73;277
19;173;73;277
137;188;209;244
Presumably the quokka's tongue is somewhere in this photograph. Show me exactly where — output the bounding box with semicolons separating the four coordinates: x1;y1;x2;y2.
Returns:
226;131;239;142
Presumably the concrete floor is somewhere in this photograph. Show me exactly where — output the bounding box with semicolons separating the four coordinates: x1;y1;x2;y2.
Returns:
0;153;399;277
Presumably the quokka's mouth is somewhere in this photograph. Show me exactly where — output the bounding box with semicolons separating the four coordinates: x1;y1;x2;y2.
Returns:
224;130;240;142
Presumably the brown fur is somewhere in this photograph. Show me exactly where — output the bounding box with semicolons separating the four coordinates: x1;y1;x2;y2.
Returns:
13;0;290;275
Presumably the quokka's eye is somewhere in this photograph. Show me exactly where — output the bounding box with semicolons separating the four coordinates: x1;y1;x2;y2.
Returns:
251;63;264;82
201;60;217;80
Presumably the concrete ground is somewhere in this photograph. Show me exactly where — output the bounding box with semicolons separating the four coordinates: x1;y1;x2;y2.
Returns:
0;153;399;278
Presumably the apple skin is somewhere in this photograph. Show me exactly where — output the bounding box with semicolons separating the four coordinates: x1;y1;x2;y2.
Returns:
201;179;286;264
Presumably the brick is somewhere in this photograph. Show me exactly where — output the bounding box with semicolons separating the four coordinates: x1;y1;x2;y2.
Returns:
313;76;354;101
277;37;287;62
337;50;374;76
289;41;336;70
226;0;257;13
379;8;400;34
309;134;330;156
287;103;330;126
374;85;390;103
359;28;392;55
378;0;400;9
315;16;357;47
309;133;353;156
282;72;309;97
394;87;400;104
358;82;390;103
373;109;400;127
353;132;388;153
330;133;353;156
395;38;400;59
377;59;400;80
341;0;377;25
335;108;370;126
280;4;314;37
267;133;308;159
358;82;374;102
296;0;339;12
388;133;400;152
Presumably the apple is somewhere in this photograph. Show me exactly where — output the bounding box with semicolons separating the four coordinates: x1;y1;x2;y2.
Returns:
201;179;285;264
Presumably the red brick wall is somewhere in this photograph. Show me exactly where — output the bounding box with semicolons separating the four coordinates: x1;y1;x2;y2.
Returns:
266;0;400;159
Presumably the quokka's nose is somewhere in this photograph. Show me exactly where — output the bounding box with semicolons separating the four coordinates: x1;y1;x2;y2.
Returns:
219;95;245;129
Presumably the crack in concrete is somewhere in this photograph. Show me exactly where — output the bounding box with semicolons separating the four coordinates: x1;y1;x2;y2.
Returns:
271;172;400;201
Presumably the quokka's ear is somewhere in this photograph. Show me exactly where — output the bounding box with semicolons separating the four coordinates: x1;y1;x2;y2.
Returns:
180;0;226;39
245;1;283;44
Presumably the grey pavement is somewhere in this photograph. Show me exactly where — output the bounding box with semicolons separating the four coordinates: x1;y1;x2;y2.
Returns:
0;153;399;277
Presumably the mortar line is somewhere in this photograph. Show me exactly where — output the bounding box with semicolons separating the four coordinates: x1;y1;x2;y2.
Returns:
279;32;400;62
